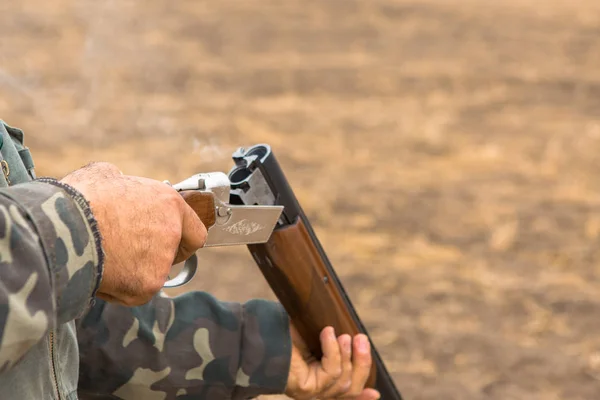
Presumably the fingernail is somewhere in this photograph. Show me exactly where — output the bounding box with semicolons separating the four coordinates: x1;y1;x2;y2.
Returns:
359;335;369;352
329;326;336;339
343;337;351;353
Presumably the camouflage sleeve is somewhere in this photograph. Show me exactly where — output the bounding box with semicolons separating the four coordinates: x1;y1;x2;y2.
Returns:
0;179;103;372
76;291;292;399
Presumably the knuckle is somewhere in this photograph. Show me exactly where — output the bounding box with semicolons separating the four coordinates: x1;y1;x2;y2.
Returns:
330;366;343;379
89;161;121;174
199;223;208;238
359;356;373;368
296;380;312;396
165;222;181;238
165;190;184;209
339;379;352;392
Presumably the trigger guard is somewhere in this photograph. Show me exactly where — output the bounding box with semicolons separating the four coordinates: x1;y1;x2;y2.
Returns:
163;253;198;288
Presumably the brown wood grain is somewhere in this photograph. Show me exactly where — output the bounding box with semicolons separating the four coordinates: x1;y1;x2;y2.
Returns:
180;191;216;228
248;218;377;388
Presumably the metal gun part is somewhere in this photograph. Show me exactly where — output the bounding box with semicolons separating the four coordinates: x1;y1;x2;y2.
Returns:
163;171;283;288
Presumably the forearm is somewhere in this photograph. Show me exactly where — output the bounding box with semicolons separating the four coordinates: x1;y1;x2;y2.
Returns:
77;291;292;399
0;180;102;372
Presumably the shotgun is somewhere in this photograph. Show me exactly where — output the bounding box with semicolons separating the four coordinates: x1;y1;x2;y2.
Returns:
165;144;403;400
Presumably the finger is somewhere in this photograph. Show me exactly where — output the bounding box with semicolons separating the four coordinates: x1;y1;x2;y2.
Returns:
313;327;343;393
353;388;381;400
319;334;353;398
175;201;208;264
344;334;373;397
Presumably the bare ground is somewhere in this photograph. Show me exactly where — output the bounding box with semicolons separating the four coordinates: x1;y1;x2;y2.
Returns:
2;1;600;399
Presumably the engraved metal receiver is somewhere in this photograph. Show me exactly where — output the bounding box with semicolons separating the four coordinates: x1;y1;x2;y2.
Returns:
163;171;283;288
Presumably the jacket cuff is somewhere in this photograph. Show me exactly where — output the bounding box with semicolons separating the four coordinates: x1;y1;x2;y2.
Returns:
233;299;291;399
0;179;104;323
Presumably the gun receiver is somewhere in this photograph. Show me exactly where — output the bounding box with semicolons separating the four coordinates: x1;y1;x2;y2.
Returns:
163;172;283;288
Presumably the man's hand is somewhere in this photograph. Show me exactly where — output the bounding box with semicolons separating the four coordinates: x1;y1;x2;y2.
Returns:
61;162;207;306
285;325;381;400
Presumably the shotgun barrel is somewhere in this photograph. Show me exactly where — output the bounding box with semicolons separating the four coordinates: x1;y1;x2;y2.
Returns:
227;144;403;400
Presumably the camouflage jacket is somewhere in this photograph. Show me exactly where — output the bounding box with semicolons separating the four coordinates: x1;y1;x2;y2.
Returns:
0;121;292;400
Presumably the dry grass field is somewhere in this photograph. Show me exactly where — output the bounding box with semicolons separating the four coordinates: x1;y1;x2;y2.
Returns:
2;0;600;399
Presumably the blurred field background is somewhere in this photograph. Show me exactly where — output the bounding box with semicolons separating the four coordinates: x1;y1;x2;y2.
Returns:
2;0;600;399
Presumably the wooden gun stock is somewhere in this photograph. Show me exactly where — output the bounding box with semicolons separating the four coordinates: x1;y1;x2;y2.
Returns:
249;217;377;387
180;191;216;227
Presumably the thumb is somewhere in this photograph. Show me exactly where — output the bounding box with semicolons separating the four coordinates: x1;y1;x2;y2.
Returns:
355;388;381;400
174;201;208;264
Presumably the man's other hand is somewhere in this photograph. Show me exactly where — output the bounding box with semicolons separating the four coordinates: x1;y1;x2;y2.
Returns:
285;324;381;400
61;162;207;306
